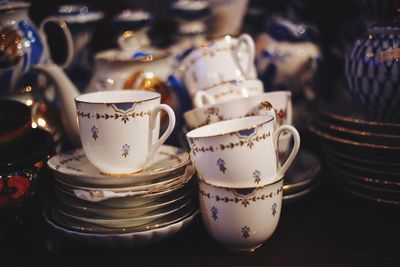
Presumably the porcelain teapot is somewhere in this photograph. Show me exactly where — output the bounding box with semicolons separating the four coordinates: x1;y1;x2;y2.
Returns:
35;44;176;146
0;1;73;91
255;16;322;100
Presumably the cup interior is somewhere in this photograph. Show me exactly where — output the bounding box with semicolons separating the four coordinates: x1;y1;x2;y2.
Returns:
75;90;160;104
186;115;273;139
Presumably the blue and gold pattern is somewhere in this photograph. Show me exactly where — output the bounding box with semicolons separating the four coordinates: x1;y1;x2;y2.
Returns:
345;25;400;122
121;144;131;158
77;103;151;123
199;187;282;208
190;126;271;155
211;206;218;221
241;226;250;239
91;125;99;140
271;203;277;216
253;170;261;184
216;158;227;173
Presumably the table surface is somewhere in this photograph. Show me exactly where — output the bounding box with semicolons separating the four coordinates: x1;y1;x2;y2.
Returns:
1;171;399;267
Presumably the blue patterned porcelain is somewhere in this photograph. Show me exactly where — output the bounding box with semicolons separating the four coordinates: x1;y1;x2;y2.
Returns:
345;24;400;122
198;177;283;252
56;5;104;89
0;1;50;92
255;16;322;100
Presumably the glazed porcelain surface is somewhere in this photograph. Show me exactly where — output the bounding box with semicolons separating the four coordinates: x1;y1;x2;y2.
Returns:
47;145;189;186
179;34;256;94
55;166;194;203
198;177;283;252
0;1;73;91
184;91;291;129
75;90;175;175
345;25;400;122
56;5;104;80
43;206;199;247
54;181;193;209
86;48;172;92
193;79;264;108
186;116;300;187
255;16;321;94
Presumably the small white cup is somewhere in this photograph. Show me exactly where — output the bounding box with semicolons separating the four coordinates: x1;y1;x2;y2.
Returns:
198;176;283;252
184;91;292;130
186;116;300;187
180;33;256;95
193;79;264;108
75;90;176;175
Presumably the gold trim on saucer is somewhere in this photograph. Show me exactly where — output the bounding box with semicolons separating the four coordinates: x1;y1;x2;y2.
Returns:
310;126;400;150
100;167;144;177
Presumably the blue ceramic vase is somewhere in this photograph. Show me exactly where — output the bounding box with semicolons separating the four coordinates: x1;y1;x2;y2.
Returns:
345;24;400;122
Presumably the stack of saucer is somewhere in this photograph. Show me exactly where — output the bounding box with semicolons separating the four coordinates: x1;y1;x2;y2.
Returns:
283;149;321;204
311;101;400;205
45;145;198;247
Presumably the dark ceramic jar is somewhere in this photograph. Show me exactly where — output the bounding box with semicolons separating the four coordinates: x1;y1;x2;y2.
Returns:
345;24;400;122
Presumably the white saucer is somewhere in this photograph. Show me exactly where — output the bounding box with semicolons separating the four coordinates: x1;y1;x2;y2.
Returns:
48;145;190;186
44;207;199;248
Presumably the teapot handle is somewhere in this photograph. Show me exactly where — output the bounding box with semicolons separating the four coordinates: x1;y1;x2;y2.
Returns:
39;16;74;69
232;33;255;77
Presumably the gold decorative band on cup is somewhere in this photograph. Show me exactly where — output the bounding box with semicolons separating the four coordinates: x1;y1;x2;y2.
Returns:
199;78;259;92
100;167;144;177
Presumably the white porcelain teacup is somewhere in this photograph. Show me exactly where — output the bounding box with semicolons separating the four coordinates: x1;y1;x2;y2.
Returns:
198;176;283;252
180;33;256;95
193;79;264;108
185;91;292;130
75;90;176;175
186;116;300;187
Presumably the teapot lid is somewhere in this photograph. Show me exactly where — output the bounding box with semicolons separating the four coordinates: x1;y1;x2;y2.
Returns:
0;1;29;12
113;9;153;30
171;0;210;20
57;5;104;23
263;16;318;42
95;47;169;63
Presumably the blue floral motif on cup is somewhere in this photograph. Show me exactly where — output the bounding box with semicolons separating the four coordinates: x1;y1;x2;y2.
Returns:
272;203;277;216
241;226;250;239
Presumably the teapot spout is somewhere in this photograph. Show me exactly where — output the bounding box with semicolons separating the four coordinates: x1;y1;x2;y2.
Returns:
33;64;81;146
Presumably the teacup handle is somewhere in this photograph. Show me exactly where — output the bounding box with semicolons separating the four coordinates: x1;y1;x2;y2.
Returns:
233;33;255;77
147;104;176;161
39;16;74;69
273;125;300;177
194;91;216;108
255;101;277;129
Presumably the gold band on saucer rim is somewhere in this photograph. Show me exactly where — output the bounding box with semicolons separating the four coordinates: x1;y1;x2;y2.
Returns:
100;167;145;177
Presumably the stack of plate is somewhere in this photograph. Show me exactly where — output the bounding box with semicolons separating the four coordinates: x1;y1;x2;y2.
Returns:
283;149;321;204
311;102;400;205
45;145;198;247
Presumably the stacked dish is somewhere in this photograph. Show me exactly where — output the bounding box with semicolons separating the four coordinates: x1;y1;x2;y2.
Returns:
45;145;198;247
283;149;321;204
311;102;400;205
